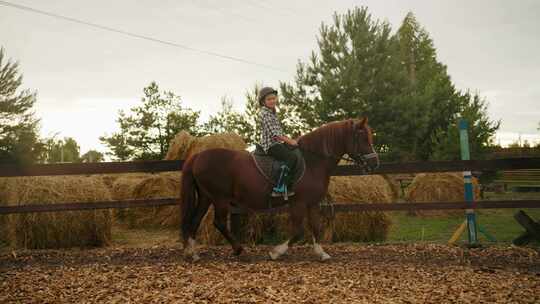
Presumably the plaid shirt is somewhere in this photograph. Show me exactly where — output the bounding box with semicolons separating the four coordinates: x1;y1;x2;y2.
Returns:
259;106;283;153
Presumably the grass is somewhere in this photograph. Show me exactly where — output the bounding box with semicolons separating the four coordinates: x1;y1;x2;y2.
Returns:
387;191;540;246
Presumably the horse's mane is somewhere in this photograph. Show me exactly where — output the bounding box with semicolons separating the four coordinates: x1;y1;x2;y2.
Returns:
298;120;354;157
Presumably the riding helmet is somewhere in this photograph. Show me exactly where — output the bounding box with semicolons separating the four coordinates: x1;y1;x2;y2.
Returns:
258;87;278;106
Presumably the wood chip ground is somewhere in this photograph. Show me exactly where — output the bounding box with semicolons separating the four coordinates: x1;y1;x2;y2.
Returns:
1;244;538;303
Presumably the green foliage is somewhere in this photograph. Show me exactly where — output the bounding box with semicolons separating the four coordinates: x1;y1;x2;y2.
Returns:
80;150;104;163
202;84;306;146
279;8;499;161
39;136;81;163
100;82;200;160
202;96;253;140
0;47;43;165
431;92;500;161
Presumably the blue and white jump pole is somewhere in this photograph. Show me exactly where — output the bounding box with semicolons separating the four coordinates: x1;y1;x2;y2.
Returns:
459;118;479;246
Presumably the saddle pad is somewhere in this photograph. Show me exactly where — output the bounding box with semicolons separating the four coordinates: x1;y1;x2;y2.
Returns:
251;149;306;186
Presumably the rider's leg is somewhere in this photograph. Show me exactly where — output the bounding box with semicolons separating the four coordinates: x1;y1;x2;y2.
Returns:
268;143;298;190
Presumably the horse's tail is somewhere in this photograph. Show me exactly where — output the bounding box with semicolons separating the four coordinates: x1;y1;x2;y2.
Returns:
180;154;199;241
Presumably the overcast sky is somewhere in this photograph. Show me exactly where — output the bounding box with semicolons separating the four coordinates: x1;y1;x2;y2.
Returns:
1;0;539;153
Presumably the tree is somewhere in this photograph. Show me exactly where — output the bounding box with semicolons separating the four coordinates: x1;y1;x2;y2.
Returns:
280;7;410;160
392;12;462;161
430;92;500;160
279;8;498;161
0;47;43;164
100;82;200;160
281;7;406;130
39;136;81;163
203;84;306;146
202;96;248;136
80;150;104;163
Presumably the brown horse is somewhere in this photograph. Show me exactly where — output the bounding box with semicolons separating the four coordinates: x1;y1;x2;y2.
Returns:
180;117;378;261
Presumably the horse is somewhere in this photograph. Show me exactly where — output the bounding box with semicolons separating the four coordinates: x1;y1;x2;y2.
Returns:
180;117;379;261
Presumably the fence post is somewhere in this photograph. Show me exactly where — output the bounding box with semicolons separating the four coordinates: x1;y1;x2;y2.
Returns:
459;118;479;246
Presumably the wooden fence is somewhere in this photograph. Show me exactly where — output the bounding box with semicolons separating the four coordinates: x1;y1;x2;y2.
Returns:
1;157;540;215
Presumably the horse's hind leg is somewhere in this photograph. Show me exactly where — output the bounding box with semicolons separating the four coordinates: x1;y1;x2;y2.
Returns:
307;204;331;261
183;195;211;261
213;203;244;256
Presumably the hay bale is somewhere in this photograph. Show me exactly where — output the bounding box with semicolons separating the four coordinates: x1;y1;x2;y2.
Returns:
165;131;196;160
119;173;182;228
1;176;113;249
110;173;151;201
100;173;150;193
165;131;247;160
406;172;481;216
110;172;224;245
324;175;393;242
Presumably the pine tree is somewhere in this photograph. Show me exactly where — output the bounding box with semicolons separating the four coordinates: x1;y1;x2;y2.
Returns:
279;7;409;159
393;12;461;160
100;82;200;160
280;8;498;161
0;47;43;164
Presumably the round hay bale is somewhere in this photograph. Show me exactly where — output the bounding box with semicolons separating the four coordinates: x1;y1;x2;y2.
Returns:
165;131;196;160
120;173;182;228
110;173;151;201
1;176;113;249
324;175;393;242
109;173;151;221
406;172;481;216
100;173;150;193
111;172;224;245
165;131;247;160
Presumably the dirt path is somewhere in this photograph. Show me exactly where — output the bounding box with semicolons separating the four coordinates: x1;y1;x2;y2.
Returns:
1;244;539;303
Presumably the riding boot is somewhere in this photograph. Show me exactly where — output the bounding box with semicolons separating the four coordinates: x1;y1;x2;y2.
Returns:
272;165;295;198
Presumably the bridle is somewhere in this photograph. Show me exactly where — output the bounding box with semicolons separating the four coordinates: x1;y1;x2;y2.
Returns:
343;126;379;172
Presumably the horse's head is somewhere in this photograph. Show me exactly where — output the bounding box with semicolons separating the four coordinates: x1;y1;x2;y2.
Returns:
346;117;379;172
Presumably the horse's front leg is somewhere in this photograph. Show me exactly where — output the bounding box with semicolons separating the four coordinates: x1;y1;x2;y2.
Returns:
307;204;331;261
269;201;306;260
213;202;244;256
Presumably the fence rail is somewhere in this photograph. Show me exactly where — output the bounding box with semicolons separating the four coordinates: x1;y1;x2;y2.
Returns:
2;157;540;178
1;157;540;215
1;199;539;215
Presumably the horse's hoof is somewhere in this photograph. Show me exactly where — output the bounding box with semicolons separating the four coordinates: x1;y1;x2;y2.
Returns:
268;251;280;261
233;246;244;256
320;253;331;261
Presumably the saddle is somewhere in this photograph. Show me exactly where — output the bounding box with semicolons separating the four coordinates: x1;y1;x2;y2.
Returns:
251;144;306;188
